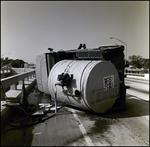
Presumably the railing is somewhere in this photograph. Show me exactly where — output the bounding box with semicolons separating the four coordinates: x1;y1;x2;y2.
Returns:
125;73;145;77
125;73;149;79
1;70;36;100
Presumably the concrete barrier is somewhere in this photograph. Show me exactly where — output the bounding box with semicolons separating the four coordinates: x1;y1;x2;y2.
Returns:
1;70;35;100
1;69;36;133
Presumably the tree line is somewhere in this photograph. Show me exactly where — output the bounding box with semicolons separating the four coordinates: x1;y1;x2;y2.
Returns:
127;55;149;70
1;55;149;72
1;57;27;68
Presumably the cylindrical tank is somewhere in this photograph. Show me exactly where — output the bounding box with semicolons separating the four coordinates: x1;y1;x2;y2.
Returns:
48;60;120;113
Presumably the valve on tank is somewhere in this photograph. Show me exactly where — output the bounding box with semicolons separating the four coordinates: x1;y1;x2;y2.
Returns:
55;73;81;98
56;73;73;87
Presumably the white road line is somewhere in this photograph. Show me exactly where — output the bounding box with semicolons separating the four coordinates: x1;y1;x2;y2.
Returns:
69;108;95;146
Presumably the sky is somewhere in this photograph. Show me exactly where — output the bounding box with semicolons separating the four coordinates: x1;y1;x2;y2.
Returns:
1;1;149;64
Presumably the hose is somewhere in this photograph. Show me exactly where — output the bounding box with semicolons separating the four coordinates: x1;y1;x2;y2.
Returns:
2;86;63;128
1;112;57;128
4;104;28;116
1;103;64;128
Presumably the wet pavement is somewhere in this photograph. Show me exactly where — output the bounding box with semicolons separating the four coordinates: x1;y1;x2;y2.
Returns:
1;85;149;146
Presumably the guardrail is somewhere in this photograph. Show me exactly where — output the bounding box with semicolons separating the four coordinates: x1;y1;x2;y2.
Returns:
1;70;36;101
125;73;145;77
125;73;149;80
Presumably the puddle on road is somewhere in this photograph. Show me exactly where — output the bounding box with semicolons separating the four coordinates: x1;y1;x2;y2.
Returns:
89;118;114;134
72;94;149;142
74;109;117;136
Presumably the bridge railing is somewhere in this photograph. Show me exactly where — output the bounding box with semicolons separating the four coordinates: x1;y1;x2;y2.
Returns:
125;73;145;77
1;70;36;100
125;73;149;80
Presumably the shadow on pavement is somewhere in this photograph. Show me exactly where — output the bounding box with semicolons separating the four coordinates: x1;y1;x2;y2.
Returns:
1;85;43;146
71;93;149;119
101;94;149;119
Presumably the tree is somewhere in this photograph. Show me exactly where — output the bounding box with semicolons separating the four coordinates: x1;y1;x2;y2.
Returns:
142;58;149;73
143;58;149;69
1;57;27;68
128;55;144;69
11;59;25;68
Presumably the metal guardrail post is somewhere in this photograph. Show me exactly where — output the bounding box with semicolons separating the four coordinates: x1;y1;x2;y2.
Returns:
20;79;28;106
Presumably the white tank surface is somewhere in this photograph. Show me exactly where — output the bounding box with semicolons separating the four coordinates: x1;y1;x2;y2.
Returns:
36;54;50;94
48;60;120;113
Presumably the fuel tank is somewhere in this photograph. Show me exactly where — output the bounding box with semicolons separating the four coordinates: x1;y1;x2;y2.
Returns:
48;60;120;113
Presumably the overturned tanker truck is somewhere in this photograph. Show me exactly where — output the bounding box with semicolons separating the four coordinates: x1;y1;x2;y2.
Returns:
36;44;129;114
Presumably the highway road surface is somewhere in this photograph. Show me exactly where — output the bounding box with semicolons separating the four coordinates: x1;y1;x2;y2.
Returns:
125;75;149;101
1;76;149;146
